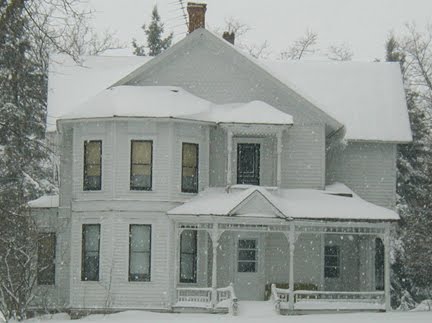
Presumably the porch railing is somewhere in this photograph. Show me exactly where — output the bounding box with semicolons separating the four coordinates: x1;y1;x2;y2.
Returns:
271;284;385;313
175;284;238;315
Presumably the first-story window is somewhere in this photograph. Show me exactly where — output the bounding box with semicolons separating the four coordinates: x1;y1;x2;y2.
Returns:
180;230;197;283
129;225;151;281
37;233;56;285
81;224;100;281
238;239;258;272
324;245;340;278
130;140;153;190
84;140;102;191
181;143;199;193
375;238;385;290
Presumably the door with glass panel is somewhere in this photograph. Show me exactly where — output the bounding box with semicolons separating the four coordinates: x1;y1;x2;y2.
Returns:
235;235;264;300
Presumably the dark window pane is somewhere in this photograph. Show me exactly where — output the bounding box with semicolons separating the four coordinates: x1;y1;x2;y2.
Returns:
238;250;256;261
237;144;260;185
238;262;256;273
180;230;197;283
130;141;152;190
182;143;199;193
84;141;102;190
129;225;151;281
238;239;256;249
37;233;56;285
325;266;340;278
82;224;100;281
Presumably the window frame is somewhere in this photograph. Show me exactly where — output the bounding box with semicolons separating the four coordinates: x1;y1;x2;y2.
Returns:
37;232;56;286
179;230;198;283
83;140;102;191
181;142;199;193
130;140;153;191
81;224;101;282
237;238;258;273
324;245;340;279
129;224;152;282
236;142;261;186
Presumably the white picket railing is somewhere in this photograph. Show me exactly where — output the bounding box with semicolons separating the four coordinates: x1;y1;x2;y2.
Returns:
271;284;385;313
175;284;238;315
176;287;213;308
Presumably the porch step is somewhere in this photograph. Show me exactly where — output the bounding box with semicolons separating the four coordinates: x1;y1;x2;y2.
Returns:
236;301;278;317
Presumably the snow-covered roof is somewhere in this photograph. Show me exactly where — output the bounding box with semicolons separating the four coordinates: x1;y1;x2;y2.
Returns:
59;86;294;126
48;40;411;142
47;55;150;131
168;184;399;221
261;60;412;142
28;194;59;208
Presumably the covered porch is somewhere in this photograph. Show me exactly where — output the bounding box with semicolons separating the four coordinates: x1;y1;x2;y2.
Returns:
167;185;396;314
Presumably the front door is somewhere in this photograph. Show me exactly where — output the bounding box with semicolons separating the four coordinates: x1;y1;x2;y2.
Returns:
235;236;264;300
237;143;260;185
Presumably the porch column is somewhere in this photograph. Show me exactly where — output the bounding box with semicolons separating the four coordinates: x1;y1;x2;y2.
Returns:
383;226;391;311
288;224;296;310
276;130;283;187
226;130;233;186
211;224;220;307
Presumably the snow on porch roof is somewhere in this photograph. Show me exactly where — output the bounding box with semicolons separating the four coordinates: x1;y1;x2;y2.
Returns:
167;184;399;221
28;194;59;208
58;86;294;126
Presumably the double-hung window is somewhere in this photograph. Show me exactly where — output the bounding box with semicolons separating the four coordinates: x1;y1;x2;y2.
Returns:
37;233;56;285
181;143;199;193
84;140;102;191
81;224;100;281
324;245;340;278
129;225;151;281
179;230;197;283
130;140;153;190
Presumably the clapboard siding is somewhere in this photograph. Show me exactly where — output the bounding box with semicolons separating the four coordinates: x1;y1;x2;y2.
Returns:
282;124;326;189
69;210;172;309
326;142;397;209
31;208;70;309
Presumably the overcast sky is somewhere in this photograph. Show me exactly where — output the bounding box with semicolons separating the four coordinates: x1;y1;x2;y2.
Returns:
85;0;432;61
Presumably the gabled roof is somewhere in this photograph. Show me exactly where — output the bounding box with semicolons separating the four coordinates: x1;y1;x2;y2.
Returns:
47;29;412;142
167;184;399;221
59;86;293;126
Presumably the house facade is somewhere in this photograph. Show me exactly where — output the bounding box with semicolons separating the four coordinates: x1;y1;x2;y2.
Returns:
29;3;411;315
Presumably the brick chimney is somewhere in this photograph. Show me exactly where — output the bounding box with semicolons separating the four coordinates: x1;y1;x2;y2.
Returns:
222;31;235;45
187;2;207;33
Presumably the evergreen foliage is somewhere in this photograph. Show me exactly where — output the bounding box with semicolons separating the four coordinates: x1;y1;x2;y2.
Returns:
132;6;173;56
0;1;55;319
389;29;432;307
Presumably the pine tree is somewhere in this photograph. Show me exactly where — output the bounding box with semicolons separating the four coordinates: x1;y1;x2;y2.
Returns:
132;5;173;56
388;31;432;307
0;2;55;319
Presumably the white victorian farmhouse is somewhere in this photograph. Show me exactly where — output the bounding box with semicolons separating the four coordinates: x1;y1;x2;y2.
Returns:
29;2;412;316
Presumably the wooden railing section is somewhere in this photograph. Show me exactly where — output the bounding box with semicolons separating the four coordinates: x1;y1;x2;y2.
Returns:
271;284;385;313
175;283;238;315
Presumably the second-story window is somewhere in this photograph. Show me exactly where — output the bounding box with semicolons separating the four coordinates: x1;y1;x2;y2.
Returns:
182;143;199;193
130;140;153;191
84;140;102;191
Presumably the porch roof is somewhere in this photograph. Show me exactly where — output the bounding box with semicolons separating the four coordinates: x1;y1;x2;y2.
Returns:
167;183;399;221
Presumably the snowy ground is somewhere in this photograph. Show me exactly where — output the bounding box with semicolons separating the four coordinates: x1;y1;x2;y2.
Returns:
23;302;432;323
